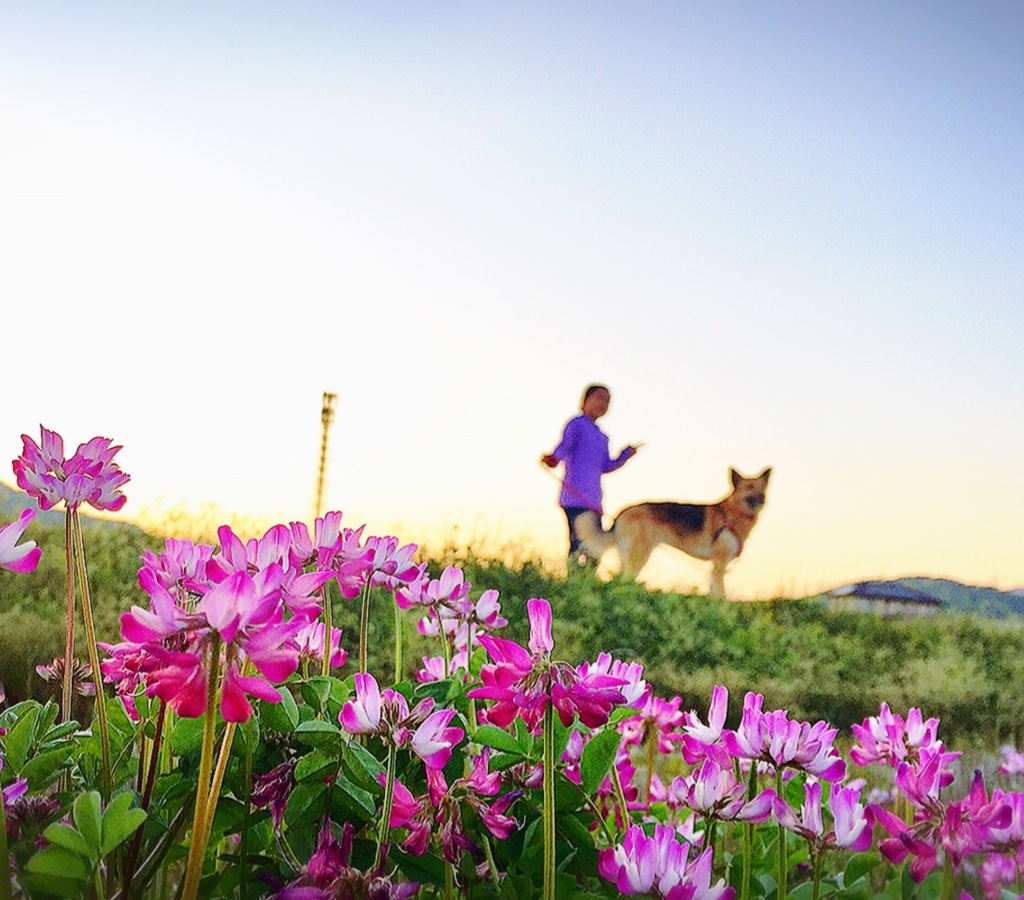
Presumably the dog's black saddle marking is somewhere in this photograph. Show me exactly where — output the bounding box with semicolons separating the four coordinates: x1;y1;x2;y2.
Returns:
639;503;706;534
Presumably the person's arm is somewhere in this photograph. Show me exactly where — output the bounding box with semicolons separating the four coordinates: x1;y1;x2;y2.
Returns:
604;444;638;473
542;419;577;468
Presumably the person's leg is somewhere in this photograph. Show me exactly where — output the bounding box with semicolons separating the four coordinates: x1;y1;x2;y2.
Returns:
564;507;596;569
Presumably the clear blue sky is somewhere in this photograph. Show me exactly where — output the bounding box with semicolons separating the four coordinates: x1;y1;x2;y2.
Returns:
2;2;1022;597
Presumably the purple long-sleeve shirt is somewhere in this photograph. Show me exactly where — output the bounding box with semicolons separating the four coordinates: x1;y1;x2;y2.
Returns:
550;415;635;513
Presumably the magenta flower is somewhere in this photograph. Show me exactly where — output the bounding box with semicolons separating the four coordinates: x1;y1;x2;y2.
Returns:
410;708;464;770
293;621;347;669
597;823;734;899
672;749;775;825
13;426;129;512
850;703;951;769
998;746;1024;777
468;598;627;732
0;508;41;573
338;673;439;755
681;684;729;763
111;564;302;722
873;768;1013;882
722;693;846;782
772;780;873;855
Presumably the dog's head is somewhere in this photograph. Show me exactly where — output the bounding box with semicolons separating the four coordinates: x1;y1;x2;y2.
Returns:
728;467;771;517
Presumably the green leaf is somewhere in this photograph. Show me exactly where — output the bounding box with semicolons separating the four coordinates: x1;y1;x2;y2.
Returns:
473;725;525;755
42;823;93;858
284;781;328;827
299;678;333;714
4;702;40;771
101;792;147;856
294;719;342;749
17;872;88;898
73;791;103;853
259;686;300;732
21;746;75;791
295;748;339;783
844;850;880;887
341;740;386;793
170;715;206;757
579;728;622;796
26;846;90;881
329;774;378;820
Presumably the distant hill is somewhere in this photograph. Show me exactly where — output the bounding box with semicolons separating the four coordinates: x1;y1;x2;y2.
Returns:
823;576;1024;620
0;480;149;538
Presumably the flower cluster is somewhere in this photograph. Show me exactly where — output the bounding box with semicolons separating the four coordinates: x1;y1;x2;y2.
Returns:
13;426;129;512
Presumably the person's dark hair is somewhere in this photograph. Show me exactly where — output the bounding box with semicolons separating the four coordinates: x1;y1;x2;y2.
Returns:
580;383;610;407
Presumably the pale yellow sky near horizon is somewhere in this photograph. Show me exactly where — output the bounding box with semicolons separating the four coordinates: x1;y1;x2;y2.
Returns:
2;3;1022;599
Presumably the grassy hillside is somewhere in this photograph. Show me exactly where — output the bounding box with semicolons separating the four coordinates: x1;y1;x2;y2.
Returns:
3;516;1023;750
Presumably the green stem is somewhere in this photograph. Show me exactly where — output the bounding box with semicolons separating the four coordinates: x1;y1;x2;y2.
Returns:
741;760;757;900
182;638;222;900
62;510;75;724
439;609;452;679
543;700;556;900
812;852;823;900
321;580;334;678
481;834;502;890
376;742;398;870
776;768;787;900
646;728;656;805
939;852;954;900
73;511;112;797
358;580;372;674
610;759;631;833
0;781;12;900
393;601;403;683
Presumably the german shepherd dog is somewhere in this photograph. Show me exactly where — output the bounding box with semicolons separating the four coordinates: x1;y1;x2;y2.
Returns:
577;467;771;599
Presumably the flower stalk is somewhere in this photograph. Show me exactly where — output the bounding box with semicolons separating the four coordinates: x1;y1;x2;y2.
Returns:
182;638;222;900
72;510;112;797
62;511;75;724
0;783;12;900
542;699;556;900
376;742;398;870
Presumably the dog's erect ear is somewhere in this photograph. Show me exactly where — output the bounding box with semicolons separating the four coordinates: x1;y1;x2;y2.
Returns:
759;467;772;483
730;468;741;488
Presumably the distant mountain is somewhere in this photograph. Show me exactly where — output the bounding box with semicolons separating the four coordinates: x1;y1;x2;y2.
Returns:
0;481;149;537
823;576;1024;620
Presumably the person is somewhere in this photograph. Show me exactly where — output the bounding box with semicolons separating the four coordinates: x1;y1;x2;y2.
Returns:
541;384;639;568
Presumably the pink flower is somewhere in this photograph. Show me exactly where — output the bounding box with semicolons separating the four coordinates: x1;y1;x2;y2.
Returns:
109;561;302;723
468;598;627;733
722;693;846;782
673;749;775;824
998;746;1024;777
339;672;384;734
293;621;347;669
13;426;129;512
598;824;734;898
773;780;873;855
0;509;41;573
850;703;950;769
410;708;464;770
681;684;729;762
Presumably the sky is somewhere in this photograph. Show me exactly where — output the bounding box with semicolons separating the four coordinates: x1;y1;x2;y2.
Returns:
2;2;1022;599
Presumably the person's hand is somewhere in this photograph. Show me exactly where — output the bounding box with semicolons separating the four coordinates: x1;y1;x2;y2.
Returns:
541;454;559;468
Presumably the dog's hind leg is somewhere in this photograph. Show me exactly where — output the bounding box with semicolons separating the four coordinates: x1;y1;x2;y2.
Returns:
709;561;727;600
618;526;653;580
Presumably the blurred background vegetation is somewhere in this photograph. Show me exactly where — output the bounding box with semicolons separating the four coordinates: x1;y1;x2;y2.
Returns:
2;517;1023;753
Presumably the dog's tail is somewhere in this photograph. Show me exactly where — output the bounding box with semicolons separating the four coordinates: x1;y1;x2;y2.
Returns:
575;510;615;557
